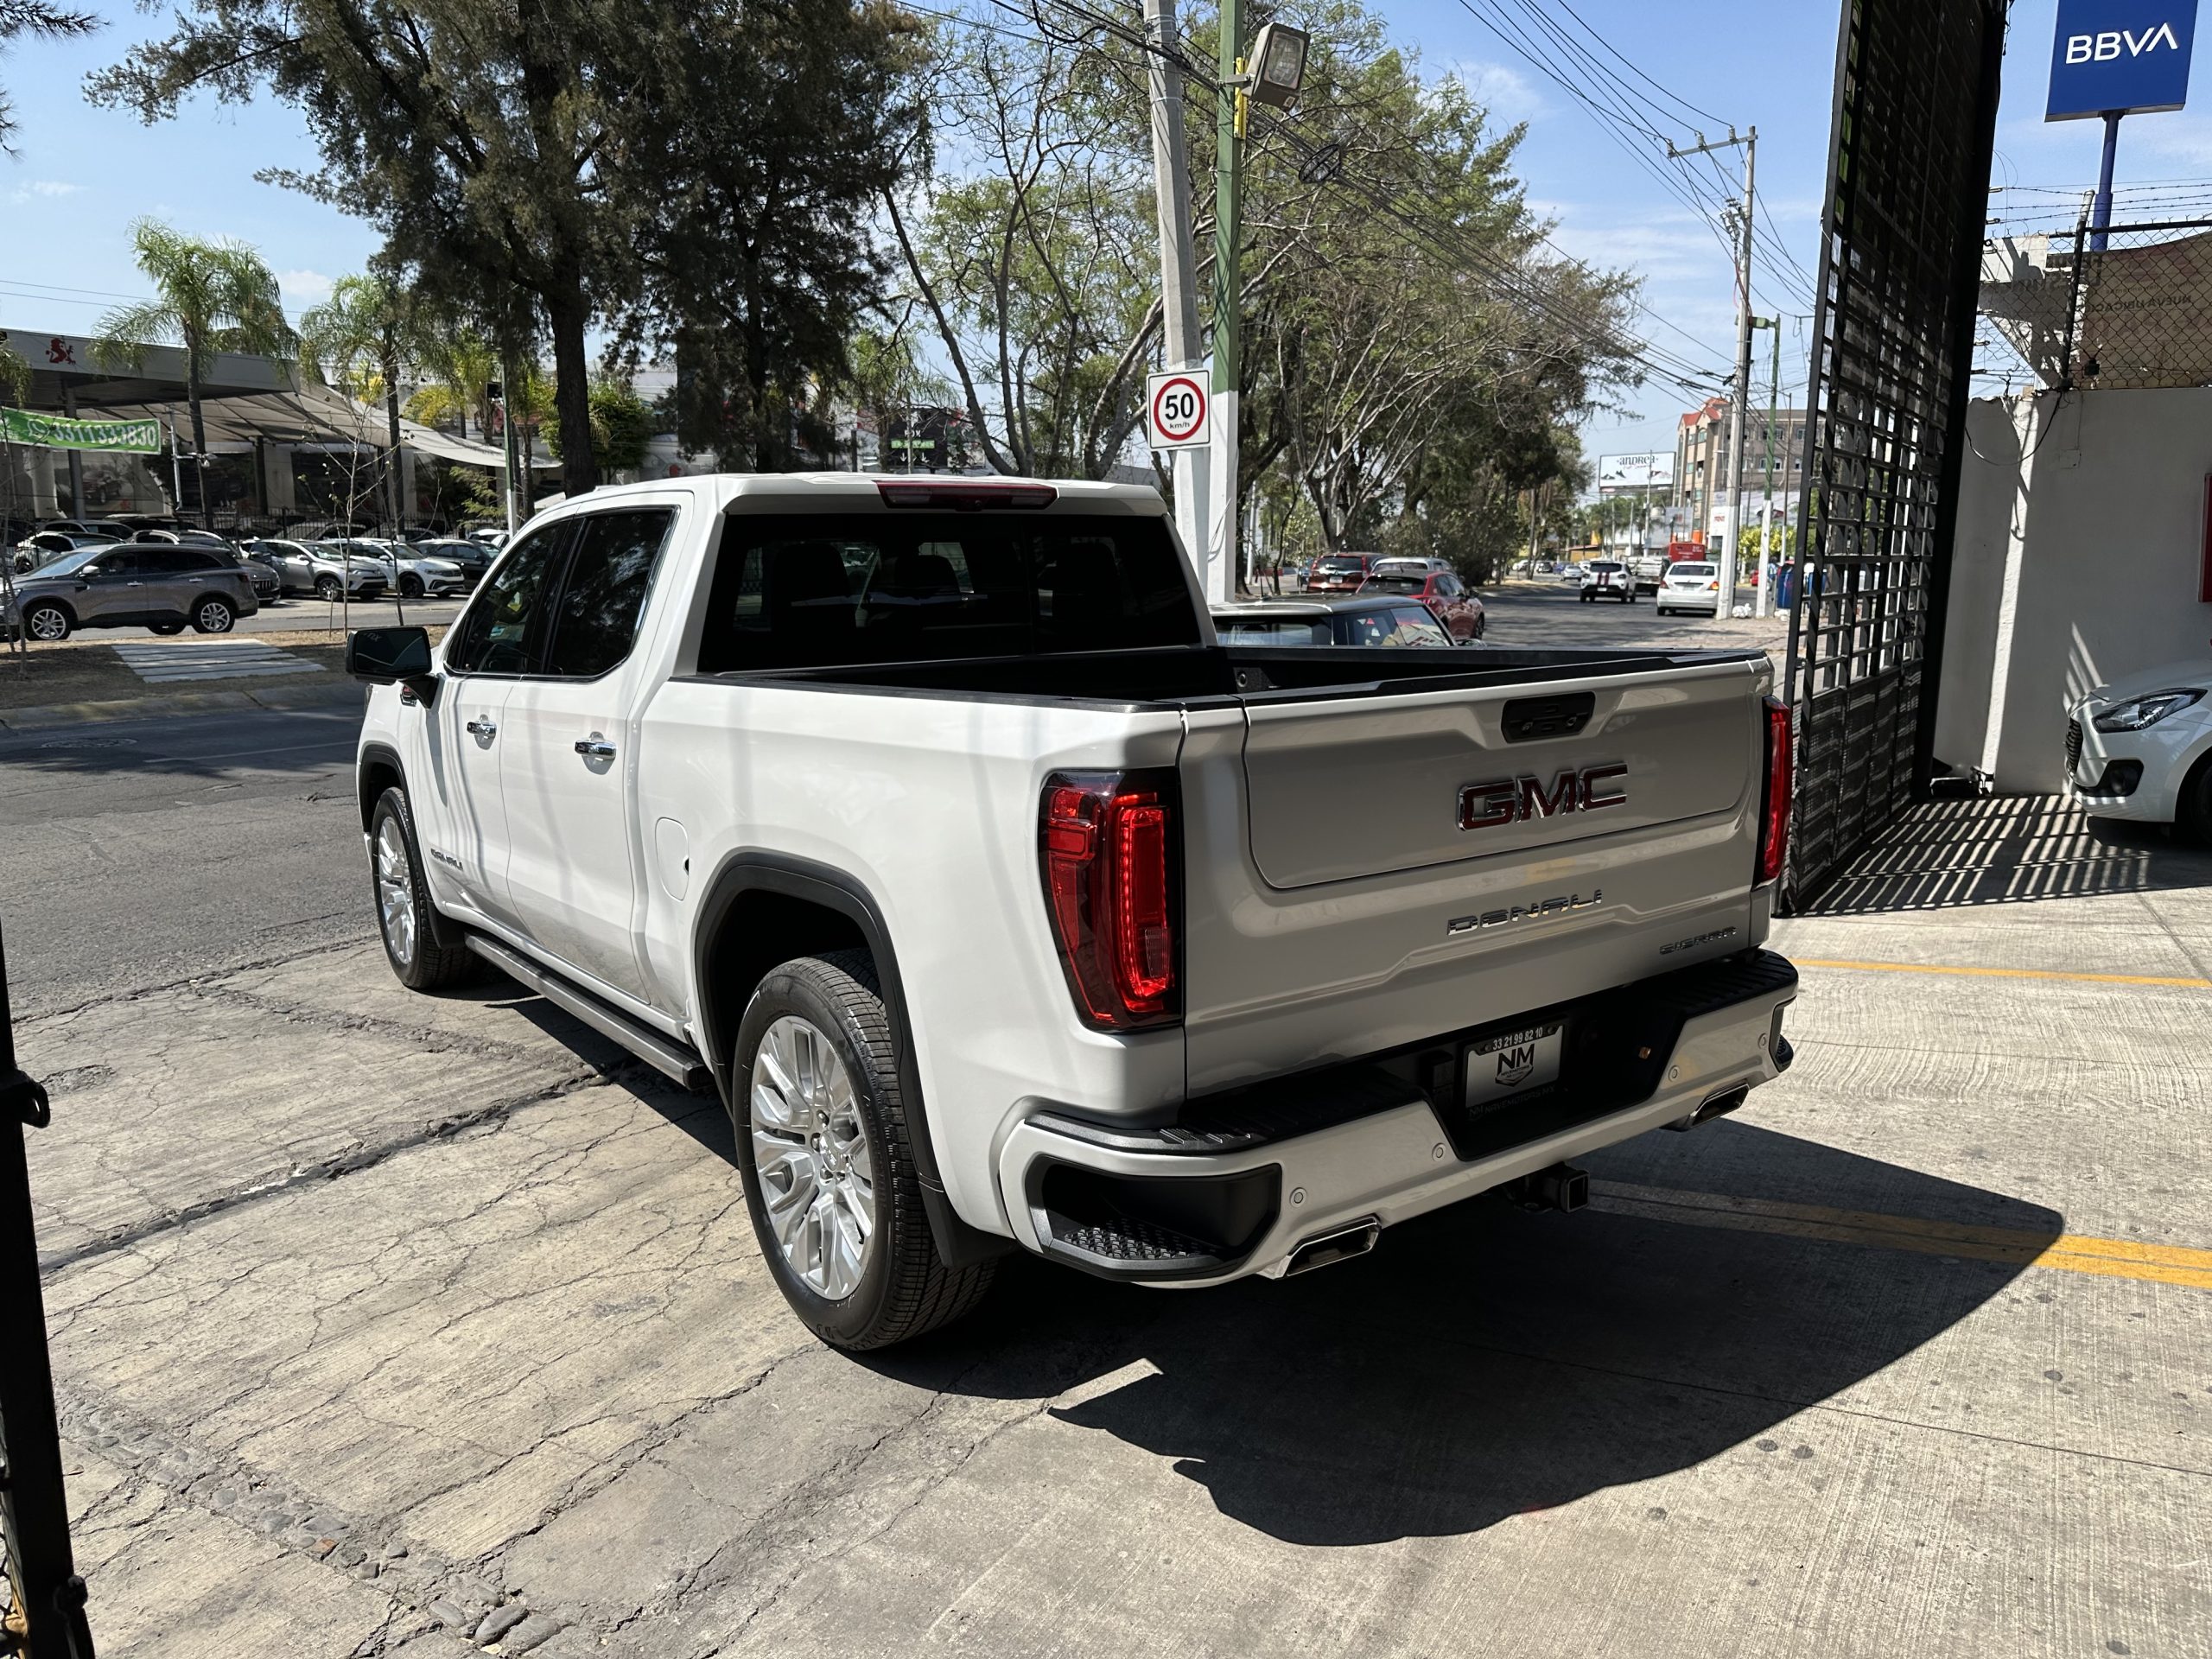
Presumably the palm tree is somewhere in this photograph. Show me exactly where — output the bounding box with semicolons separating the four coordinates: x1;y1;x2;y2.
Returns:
300;272;436;531
92;219;295;528
405;327;498;444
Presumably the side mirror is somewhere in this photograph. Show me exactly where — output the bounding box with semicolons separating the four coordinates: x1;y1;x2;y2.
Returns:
347;626;436;702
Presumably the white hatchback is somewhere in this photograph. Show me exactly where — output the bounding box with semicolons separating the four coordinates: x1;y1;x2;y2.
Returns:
1656;561;1722;617
2065;660;2212;836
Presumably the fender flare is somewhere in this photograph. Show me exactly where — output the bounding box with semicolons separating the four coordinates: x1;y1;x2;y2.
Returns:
357;741;468;950
691;850;1012;1268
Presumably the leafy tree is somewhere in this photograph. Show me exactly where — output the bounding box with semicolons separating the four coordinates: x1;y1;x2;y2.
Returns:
90;219;294;527
1;0;93;155
618;0;925;470
91;0;636;505
299;271;434;528
544;379;656;477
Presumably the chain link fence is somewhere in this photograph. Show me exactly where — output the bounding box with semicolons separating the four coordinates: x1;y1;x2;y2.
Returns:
1980;219;2212;391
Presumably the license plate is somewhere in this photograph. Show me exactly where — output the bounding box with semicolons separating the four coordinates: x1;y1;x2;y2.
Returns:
1465;1022;1564;1106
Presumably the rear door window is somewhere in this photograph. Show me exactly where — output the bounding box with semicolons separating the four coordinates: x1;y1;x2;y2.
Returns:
543;509;676;679
697;512;1198;671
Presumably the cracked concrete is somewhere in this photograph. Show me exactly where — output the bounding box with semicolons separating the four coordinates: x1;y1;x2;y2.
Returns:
10;709;2212;1657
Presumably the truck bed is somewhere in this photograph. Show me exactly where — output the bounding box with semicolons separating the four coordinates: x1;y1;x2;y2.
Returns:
695;642;1769;708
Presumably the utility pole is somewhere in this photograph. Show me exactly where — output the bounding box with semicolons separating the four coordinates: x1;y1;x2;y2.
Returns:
1669;126;1756;613
1755;316;1781;619
1144;0;1210;569
1207;0;1246;604
497;361;520;535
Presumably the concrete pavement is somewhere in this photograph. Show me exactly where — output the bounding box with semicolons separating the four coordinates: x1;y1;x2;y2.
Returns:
4;710;2210;1656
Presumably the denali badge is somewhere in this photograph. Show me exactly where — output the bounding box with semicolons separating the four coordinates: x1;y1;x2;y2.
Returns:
1446;891;1603;935
1458;764;1627;830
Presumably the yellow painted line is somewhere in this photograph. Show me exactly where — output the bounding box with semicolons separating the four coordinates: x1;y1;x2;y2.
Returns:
1592;1181;2212;1292
1795;957;2212;990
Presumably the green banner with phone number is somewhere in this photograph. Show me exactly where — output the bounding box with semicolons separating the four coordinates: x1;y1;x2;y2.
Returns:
1;407;162;454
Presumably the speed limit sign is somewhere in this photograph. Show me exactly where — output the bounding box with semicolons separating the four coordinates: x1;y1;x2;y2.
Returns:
1146;370;1210;450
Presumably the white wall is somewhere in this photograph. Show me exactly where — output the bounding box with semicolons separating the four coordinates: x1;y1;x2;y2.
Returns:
1936;389;2212;791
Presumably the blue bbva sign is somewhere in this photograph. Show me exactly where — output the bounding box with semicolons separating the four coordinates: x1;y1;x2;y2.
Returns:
2047;0;2199;119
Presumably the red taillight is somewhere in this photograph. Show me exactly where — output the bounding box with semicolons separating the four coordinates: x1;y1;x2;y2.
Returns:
1039;770;1179;1029
1757;696;1793;886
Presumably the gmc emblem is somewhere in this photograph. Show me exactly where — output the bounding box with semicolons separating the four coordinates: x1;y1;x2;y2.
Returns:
1458;764;1628;830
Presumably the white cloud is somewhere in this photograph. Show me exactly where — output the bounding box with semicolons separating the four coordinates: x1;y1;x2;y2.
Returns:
278;269;336;304
10;181;83;204
1448;60;1544;124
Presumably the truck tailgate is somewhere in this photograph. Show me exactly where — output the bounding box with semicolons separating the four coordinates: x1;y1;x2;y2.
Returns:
1180;657;1773;1096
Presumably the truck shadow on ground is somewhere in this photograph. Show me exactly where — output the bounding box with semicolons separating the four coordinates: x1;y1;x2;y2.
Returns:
872;1121;2060;1548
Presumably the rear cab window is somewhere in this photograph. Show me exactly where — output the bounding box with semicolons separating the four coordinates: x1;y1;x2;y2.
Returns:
696;512;1199;671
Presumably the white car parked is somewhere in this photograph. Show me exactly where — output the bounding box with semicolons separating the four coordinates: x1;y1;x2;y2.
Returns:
1656;562;1723;617
2066;661;2212;836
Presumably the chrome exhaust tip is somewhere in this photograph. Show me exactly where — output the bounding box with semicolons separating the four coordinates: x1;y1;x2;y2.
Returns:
1282;1217;1381;1276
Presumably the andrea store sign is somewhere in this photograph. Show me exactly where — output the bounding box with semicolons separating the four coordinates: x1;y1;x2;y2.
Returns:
0;408;162;454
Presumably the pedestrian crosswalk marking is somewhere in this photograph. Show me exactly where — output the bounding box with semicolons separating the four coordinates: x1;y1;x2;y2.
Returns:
111;641;326;684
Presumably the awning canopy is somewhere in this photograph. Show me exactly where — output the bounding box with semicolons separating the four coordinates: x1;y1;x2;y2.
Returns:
5;362;559;470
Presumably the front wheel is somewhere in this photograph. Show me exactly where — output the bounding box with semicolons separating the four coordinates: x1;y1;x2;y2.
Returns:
398;575;423;599
192;596;236;633
734;952;995;1350
22;602;71;642
316;575;344;601
368;787;476;990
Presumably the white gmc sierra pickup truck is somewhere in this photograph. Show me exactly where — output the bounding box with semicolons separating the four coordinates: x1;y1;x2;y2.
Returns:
348;474;1798;1350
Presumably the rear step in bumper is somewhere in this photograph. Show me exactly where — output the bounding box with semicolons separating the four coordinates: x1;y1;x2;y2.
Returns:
1000;952;1796;1286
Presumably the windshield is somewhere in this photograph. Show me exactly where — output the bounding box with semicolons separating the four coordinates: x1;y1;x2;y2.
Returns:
1216;619;1332;646
1671;563;1716;577
1587;562;1623;573
1360;576;1426;594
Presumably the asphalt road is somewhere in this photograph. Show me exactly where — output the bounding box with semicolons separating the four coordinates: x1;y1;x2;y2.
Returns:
5;671;2209;1656
0;704;369;1014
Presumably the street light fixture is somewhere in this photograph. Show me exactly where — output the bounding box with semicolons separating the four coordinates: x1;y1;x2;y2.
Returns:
1244;22;1310;109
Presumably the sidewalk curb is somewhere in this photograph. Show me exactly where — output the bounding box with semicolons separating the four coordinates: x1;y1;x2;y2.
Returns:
0;678;365;732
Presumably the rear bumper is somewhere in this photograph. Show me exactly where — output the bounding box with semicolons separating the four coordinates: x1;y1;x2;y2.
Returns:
998;950;1798;1286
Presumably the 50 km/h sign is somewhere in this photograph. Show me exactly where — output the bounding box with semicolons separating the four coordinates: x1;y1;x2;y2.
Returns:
1146;370;1210;450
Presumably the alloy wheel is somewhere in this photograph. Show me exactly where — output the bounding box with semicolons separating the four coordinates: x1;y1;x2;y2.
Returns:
749;1014;875;1300
374;815;416;968
197;601;233;632
28;607;67;641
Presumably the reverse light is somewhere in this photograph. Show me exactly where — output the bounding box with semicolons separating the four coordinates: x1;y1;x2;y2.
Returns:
1757;696;1793;887
2092;689;2203;732
1039;770;1180;1029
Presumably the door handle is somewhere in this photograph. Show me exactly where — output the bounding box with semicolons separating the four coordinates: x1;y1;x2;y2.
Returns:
574;740;618;760
466;718;499;739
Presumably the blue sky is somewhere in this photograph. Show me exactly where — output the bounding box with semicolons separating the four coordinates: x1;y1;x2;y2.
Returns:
3;1;2207;467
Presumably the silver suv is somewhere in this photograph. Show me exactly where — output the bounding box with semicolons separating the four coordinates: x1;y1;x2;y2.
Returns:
3;543;261;641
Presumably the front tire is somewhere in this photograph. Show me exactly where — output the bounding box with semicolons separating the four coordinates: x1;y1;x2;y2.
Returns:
23;601;71;642
192;596;236;633
2179;754;2212;844
399;575;423;599
368;787;476;990
317;575;344;601
734;951;995;1351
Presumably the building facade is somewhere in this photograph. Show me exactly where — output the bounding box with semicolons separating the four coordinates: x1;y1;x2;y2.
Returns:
1674;397;1810;547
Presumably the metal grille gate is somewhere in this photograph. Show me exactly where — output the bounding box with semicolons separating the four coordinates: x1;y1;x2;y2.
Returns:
1780;0;2009;910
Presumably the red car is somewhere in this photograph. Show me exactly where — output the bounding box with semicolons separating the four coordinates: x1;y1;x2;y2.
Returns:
1304;552;1378;594
1358;558;1486;640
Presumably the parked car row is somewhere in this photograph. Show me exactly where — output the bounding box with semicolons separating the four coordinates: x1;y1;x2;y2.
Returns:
1299;553;1487;640
1211;594;1473;649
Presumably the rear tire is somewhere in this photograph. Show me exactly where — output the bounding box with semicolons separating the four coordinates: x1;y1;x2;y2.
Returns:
191;596;236;633
368;787;477;990
734;951;995;1351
